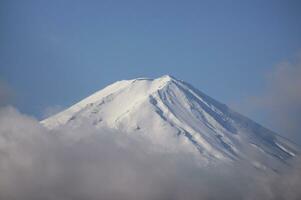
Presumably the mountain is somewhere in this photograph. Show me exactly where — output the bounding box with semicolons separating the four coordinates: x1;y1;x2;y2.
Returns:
41;75;298;170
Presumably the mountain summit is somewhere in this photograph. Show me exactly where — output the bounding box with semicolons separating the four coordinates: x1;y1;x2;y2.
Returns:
42;75;298;168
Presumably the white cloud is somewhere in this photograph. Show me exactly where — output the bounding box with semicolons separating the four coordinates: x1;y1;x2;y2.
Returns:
0;106;300;200
232;52;301;144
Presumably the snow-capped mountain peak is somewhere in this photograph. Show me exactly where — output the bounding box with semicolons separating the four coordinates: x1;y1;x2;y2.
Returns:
41;75;299;168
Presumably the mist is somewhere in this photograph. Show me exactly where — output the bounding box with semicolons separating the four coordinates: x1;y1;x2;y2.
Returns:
0;106;300;200
248;54;301;144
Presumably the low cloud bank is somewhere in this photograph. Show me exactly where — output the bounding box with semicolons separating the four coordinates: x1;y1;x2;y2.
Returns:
0;106;300;200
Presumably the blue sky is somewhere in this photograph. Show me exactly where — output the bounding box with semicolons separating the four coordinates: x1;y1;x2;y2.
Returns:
1;0;301;130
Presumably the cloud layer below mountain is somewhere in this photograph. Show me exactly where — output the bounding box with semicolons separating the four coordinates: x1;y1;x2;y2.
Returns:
0;106;300;200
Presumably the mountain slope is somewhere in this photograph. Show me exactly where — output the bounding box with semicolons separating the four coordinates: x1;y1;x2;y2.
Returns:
41;75;299;169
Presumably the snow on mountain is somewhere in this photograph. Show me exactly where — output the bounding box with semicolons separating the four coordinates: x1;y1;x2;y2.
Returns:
41;75;299;169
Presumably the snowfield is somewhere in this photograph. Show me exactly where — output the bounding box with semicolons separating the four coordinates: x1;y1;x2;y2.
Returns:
42;75;299;170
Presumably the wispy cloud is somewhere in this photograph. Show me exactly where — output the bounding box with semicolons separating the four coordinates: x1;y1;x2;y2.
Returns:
233;52;301;144
42;105;64;119
0;80;14;107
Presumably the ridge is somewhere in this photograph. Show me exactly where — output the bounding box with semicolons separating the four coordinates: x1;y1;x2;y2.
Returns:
41;75;299;168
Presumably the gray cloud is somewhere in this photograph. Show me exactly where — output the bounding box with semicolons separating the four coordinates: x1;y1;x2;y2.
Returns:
0;106;300;200
252;53;301;143
0;80;14;107
232;53;301;144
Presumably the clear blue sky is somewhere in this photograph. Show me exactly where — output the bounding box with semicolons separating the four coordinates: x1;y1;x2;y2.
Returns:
1;0;300;124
